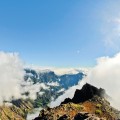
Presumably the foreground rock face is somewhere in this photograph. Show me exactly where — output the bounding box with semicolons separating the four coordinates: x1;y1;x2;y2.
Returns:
0;99;33;120
34;83;120;120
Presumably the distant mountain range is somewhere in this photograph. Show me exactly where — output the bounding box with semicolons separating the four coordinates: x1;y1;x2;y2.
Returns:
24;68;87;107
25;68;86;88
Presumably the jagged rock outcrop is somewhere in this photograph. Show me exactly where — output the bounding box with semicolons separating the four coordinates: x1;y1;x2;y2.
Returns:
61;83;106;104
34;83;120;120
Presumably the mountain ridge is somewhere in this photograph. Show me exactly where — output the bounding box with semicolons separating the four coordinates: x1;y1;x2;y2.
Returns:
34;83;120;120
61;83;107;104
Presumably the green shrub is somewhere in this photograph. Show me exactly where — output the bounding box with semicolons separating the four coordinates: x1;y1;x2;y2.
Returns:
71;103;83;111
95;109;102;115
96;104;102;109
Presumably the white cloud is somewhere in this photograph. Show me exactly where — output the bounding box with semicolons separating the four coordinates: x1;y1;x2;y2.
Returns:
25;65;89;76
53;68;80;75
103;18;120;50
38;91;45;96
0;52;24;104
22;80;49;100
52;68;89;76
4;102;13;106
47;82;59;86
0;51;51;104
26;108;42;120
88;52;120;110
57;88;65;93
50;78;87;108
101;1;120;51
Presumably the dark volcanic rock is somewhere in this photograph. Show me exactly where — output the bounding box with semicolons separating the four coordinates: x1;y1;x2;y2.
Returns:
61;83;106;104
34;117;41;120
61;98;72;104
74;113;88;120
58;114;68;120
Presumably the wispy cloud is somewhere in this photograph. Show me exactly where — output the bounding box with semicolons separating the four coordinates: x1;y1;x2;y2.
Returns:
103;18;120;50
21;81;49;100
0;51;50;104
26;65;89;75
101;1;120;51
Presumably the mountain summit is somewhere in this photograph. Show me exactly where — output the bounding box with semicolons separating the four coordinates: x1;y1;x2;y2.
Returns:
61;83;107;104
34;83;120;120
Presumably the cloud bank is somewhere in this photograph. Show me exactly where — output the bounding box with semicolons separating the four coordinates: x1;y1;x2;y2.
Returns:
26;65;89;76
0;52;24;104
88;53;120;109
0;52;50;104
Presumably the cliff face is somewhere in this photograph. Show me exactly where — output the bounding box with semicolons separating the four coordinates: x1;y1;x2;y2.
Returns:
34;83;120;120
0;105;26;120
0;99;33;120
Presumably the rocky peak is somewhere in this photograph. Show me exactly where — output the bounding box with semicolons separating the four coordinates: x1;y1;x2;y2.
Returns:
61;83;106;104
34;83;120;120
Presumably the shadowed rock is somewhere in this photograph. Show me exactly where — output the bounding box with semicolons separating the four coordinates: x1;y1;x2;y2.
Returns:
74;113;88;120
58;114;68;120
61;83;106;104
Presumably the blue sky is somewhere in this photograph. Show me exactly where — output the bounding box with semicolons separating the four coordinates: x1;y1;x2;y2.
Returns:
0;0;120;67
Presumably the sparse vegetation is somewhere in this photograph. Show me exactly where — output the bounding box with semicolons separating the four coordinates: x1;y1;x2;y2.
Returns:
71;103;83;111
96;104;102;109
95;109;102;115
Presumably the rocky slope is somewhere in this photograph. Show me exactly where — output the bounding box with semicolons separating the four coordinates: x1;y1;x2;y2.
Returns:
0;99;33;120
34;83;120;120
